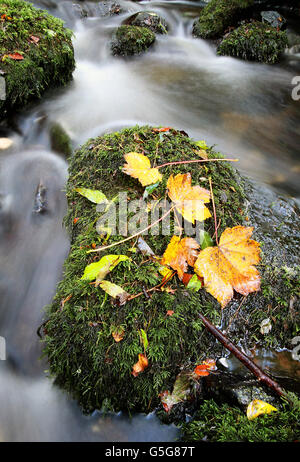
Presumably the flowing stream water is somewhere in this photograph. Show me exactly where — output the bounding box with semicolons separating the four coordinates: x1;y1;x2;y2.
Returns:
0;0;300;441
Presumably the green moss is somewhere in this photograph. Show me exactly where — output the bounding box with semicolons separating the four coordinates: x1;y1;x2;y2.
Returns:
43;126;245;414
181;395;300;442
0;0;75;118
110;25;156;56
217;22;288;64
49;122;73;157
192;0;253;39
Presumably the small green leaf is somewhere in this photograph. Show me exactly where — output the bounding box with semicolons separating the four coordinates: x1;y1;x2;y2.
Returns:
75;187;108;204
143;181;160;200
81;255;130;282
199;230;213;250
187;274;202;292
194;140;208;150
139;329;149;351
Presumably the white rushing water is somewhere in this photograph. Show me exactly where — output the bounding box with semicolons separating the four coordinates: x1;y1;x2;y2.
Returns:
0;0;299;441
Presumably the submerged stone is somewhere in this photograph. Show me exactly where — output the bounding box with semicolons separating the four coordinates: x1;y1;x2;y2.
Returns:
192;0;254;39
124;11;168;35
217;21;288;64
43;126;299;416
110;25;156;56
260;11;287;30
0;0;75;120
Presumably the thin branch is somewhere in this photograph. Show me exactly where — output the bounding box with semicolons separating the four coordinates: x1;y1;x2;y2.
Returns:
209;177;219;246
198;312;285;399
88;205;175;253
156;158;239;170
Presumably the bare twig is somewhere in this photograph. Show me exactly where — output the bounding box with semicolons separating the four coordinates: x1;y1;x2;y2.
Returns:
198;312;285;398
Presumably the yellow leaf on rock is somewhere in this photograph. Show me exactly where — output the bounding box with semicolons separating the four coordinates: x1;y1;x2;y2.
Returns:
123;152;162;187
194;226;260;308
246;399;278;420
161;236;200;280
167;173;211;224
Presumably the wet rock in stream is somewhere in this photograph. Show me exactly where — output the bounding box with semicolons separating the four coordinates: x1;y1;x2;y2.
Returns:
43;126;299;421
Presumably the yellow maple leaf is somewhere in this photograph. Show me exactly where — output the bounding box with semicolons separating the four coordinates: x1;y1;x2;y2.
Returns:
167;173;211;223
161;236;200;280
246;399;278;420
123;152;162;187
194;226;260;308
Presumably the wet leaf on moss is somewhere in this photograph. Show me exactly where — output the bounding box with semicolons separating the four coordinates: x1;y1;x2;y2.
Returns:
167;173;211;224
99;280;130;306
81;255;130;283
194;226;261;308
123;152;162;186
247;399;278;420
75;187;108;204
132;353;148;377
161;235;200;280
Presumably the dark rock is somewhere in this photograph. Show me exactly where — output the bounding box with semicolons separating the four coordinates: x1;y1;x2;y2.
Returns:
124;11;168;35
261;11;287;29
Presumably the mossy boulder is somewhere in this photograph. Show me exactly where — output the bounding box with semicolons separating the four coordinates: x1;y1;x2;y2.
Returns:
0;0;75;120
193;0;254;39
123;12;168;35
217;21;288;63
43;126;299;416
110;25;155;56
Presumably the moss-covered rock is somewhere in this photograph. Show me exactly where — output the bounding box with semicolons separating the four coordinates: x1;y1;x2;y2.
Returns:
110;25;156;56
42;126;299;416
49;122;73;157
123;12;168;35
181;395;300;442
0;0;75;120
217;21;288;63
193;0;254;39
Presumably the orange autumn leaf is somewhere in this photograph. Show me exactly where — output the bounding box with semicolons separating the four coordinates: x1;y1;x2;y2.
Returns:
166;310;174;316
194;359;216;377
194;366;210;377
132;353;148;377
153;127;172;133
161;236;200;280
167;173;211;224
112;327;125;343
8;52;24;60
123;152;162;187
194;226;261;308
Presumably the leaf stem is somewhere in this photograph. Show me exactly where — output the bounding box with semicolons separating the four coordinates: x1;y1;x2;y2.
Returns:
88;205;175;253
209;177;219;246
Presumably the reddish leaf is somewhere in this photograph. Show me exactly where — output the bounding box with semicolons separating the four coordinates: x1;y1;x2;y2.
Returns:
8;53;24;60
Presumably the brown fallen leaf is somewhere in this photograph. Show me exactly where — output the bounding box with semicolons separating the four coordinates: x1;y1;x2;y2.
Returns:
29;35;40;44
132;353;148;377
112;327;125;343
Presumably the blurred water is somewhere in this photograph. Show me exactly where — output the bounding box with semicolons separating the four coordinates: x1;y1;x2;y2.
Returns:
0;0;299;442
